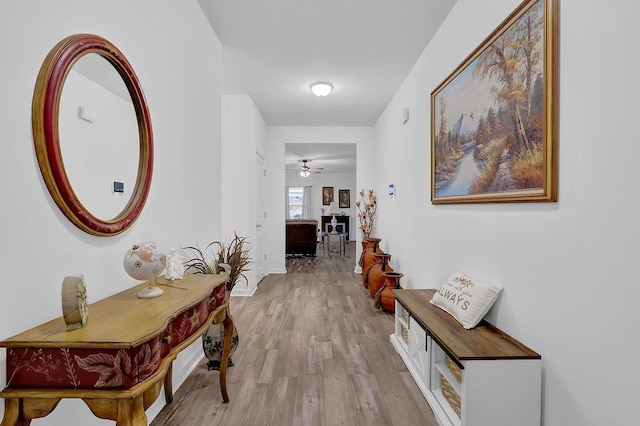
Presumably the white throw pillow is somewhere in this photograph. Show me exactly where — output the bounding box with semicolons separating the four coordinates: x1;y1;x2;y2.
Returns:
430;272;503;329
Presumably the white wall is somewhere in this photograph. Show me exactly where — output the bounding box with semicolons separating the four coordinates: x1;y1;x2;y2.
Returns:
221;94;267;295
5;1;635;424
286;171;357;237
0;1;222;424
374;1;640;425
60;69;138;219
266;127;375;273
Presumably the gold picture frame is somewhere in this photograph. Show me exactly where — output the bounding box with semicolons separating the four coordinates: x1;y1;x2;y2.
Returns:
338;189;350;208
322;187;334;205
431;0;557;204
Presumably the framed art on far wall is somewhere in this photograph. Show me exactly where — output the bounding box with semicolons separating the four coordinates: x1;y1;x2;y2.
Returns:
338;189;350;208
431;0;557;204
322;187;334;205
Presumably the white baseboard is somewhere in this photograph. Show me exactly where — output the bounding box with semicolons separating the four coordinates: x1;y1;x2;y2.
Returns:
230;286;256;297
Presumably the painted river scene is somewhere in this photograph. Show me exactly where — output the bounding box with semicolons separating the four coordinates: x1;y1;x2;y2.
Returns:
433;0;546;200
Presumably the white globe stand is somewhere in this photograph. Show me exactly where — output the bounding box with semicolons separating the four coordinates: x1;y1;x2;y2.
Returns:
137;285;164;299
123;242;168;300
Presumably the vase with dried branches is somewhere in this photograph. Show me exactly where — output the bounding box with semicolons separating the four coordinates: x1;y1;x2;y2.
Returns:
356;189;377;240
356;189;378;270
182;232;251;370
183;232;251;293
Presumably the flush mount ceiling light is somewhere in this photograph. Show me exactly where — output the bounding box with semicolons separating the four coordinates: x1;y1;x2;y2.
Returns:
310;82;333;97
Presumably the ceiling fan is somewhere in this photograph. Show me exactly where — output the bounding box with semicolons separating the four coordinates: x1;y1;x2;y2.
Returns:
297;159;323;177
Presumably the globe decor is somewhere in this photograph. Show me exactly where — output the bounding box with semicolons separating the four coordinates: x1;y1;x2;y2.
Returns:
123;242;167;298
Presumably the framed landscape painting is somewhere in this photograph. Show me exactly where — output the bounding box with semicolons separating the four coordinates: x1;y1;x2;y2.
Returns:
338;189;350;208
322;187;333;205
431;0;557;204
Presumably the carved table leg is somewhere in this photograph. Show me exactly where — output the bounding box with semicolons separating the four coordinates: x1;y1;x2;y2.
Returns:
131;395;147;426
1;398;21;426
164;362;174;404
115;396;147;426
219;307;235;403
143;378;164;411
1;397;61;426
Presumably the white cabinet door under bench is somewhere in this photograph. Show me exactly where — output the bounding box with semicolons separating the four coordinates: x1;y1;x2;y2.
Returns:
390;289;541;426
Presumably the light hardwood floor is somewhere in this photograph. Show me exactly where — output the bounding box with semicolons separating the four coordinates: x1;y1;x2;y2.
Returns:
151;243;437;426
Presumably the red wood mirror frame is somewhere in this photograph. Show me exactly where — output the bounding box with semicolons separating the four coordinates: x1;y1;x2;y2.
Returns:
32;33;153;236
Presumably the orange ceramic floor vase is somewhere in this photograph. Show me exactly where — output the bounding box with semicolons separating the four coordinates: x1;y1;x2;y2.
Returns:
358;239;369;269
376;271;404;313
366;253;393;298
361;238;383;288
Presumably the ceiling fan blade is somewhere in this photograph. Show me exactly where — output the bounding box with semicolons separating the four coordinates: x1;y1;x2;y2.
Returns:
288;159;325;174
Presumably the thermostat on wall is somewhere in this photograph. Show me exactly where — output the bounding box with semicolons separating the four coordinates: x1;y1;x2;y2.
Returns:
113;181;124;193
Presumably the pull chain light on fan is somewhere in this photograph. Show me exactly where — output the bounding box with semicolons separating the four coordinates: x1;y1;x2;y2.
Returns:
300;160;311;177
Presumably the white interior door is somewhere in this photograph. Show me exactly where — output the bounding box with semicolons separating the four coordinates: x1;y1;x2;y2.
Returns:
255;153;267;282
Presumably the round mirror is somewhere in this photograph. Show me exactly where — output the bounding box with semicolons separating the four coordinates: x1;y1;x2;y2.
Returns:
59;53;140;219
33;34;153;236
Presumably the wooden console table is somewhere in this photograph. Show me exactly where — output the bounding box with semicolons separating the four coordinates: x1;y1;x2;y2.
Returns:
0;273;232;426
